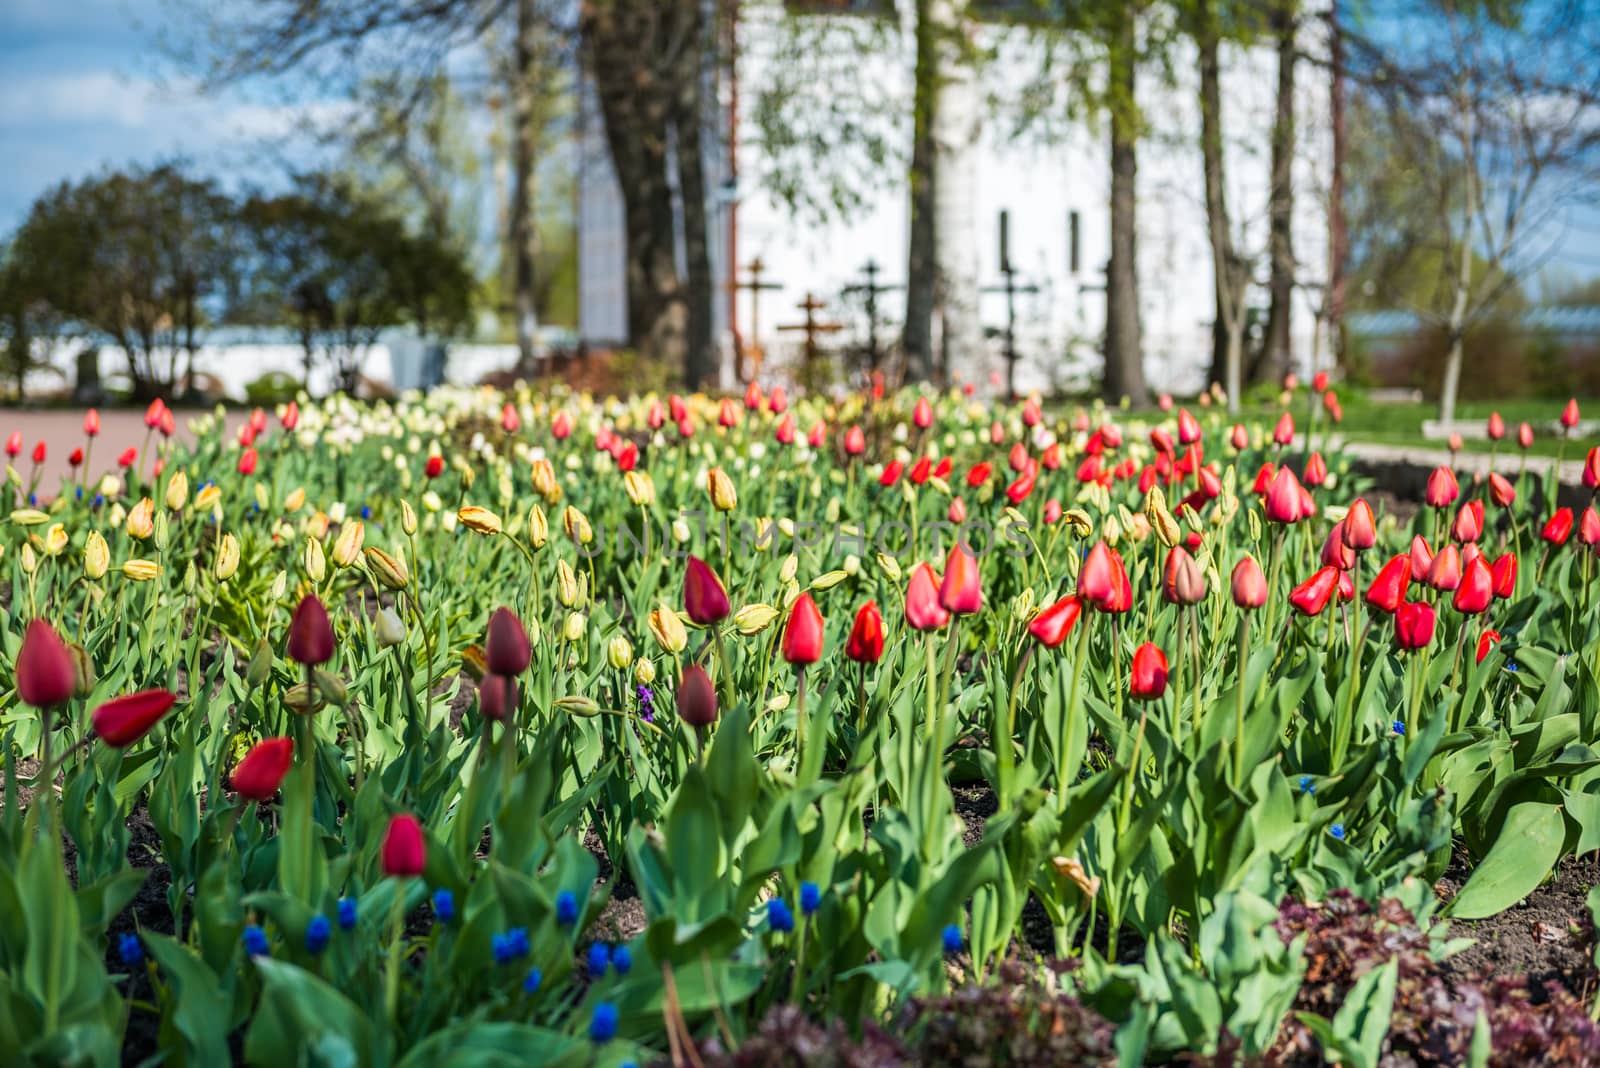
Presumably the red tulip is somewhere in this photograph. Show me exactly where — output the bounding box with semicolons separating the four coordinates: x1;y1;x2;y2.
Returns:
1451;500;1484;543
782;593;825;665
913;396;933;429
909;456;932;485
1177;408;1201;445
1542;508;1574;546
966;462;992;487
16;619;75;708
669;394;687;422
82;408;100;437
1129;643;1169;701
1321;521;1355;571
485;607;532;676
238;448;258;476
939;544;983;615
381;814;427;877
904;563;951;631
1428;544;1463;592
1584;446;1600;489
1344;498;1376;551
251;405;268;431
117;447;137;468
1486;412;1505;440
775;415;796;445
1488;473;1515;507
719;398;738;428
1424;466;1458;508
844;426;866;455
879;460;904;487
231;737;294;801
552;411;573;439
29;441;44;464
1098;423;1122;449
683;557;731;625
807;422;826;448
933;456;952;480
1581;507;1600;547
1149;426;1175;455
69;448;83;469
1043;498;1062;525
1364;555;1411;614
1028;594;1083;648
948;497;967;524
1077;542;1119;610
144;398;165;428
990;421;1006;445
744;382;762;410
1008;442;1029;473
1448;433;1464;454
158;408;175;437
1303;451;1327;487
423;454;444;479
287;595;335;666
281;401;300;431
845;601;885;663
1005;465;1037;504
1490;553;1517;598
647;400;665;429
1517;422;1533;449
501;403;520;433
1264;466;1308;524
676;416;694;438
1273;412;1295;446
616;442;638;472
1289;566;1340;616
1476;629;1501;664
1561;398;1580;429
1409;535;1434;581
92;689;178;747
1453;557;1493;614
478;674;515;721
1230;557;1267;609
1395;601;1436;651
768;386;788;413
239;424;257;448
676;664;719;727
1162;547;1207;604
1230;423;1249;450
4;431;19;457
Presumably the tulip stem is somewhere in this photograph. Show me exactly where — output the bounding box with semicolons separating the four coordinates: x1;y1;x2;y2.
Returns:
1000;646;1034;812
383;881;407;1025
795;667;807;770
1189;610;1203;742
712;628;735;716
1059;620;1090;809
1233;615;1250;786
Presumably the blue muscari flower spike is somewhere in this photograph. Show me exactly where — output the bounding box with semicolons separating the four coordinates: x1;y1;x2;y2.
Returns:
1298;775;1314;794
337;897;358;930
941;924;963;955
305;915;331;955
610;944;632;975
589;1002;619;1043
28;493;37;506
1508;661;1519;673
93;494;104;507
800;882;821;916
432;888;455;924
117;932;143;967
243;924;270;957
1330;823;1346;840
767;898;794;933
493;927;531;964
1392;721;1405;736
523;967;543;994
75;487;83;501
587;942;611;979
360;505;371;519
555;890;579;926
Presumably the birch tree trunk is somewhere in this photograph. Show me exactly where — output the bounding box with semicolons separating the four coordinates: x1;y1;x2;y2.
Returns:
932;0;983;390
1438;95;1475;426
902;0;938;383
1196;0;1244;413
1261;0;1298;384
1103;9;1147;406
510;0;541;373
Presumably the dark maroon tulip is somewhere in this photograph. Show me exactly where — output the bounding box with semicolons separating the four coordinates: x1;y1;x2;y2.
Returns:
287;595;334;666
676;664;719;728
485;607;531;676
92;689;178;747
17;619;74;708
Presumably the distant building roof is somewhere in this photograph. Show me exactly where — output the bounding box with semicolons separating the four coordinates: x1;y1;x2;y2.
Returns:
1347;305;1600;339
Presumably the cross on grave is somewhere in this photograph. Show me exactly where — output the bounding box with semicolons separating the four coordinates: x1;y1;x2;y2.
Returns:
776;292;846;374
841;258;903;376
732;256;787;383
982;211;1042;400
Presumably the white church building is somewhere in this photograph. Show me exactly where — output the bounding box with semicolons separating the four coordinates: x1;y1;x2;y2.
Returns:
578;1;1334;397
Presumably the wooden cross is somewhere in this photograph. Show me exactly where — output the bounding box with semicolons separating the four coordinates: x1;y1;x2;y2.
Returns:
982;210;1041;400
732;257;786;382
777;292;845;374
841;258;903;376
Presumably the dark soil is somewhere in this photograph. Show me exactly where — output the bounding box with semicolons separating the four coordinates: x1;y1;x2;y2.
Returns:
1436;852;1600;1002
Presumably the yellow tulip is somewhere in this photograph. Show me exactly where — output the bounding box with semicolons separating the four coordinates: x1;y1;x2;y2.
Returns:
125;498;156;540
195;484;222;513
9;508;48;526
19;542;37;575
634;658;656;685
215;533;240;582
284;486;306;513
365;546;409;590
303;537;327;582
331;520;365;568
733;603;779;636
165;471;189;512
648;602;688;654
562;505;593;545
606;636;634;670
530;459;561;503
458;505;502;535
563;612;586;642
122;559;160;581
84;530;110;579
400;499;418;535
527;503;549;548
706;467;737;511
623;470;655;507
305;511;330;541
556;559;581;607
42;523;68;556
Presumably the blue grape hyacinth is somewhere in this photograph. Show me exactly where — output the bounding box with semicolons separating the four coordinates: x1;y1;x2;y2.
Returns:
589;1002;618;1043
305;915;331;956
432;888;455;924
116;933;143;968
523;967;543;995
587;942;611;979
243;924;270;957
610;944;632;975
555;890;579;926
337;897;358;931
799;882;821;916
941;923;963;955
767;898;795;933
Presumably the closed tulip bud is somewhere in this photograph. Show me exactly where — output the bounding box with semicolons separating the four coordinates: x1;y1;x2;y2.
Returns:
530;459;561;503
733;603;780;635
164;471;189;512
215;533;241;582
1228;556;1267;610
288;595;335;666
1160;546;1206;605
555;559;580;608
605;636;634;670
561;506;591;545
1561;398;1580;428
364;546;407;590
811;569;849;591
1395;600;1436;651
913;396;933;428
1451;500;1484;544
126;497;155;540
375;607;406;648
485;607;532;675
245;638;274;686
313;669;349;706
19;542;37;575
331;521;364;568
782;593;825;664
1518;422;1534;448
632;658;657;687
559;612;583;643
303;537;326;583
683;556;731;625
1343;498;1376;551
1289;566;1340;616
92;689;178;747
1263;467;1308;524
84;530;110;579
400;500;418;536
1363;554;1410;615
1484;472;1515;507
1581;507;1600;547
844;601;886;662
624;470;655;506
1428;544;1462;591
844;426;866;455
283;682;323;714
232;737;294;801
67;643;95;697
122;559;159;581
706;467;737;512
1542;507;1574;545
478;674;515;721
1028;594;1083;647
676;664;719;728
458;505;502;535
281;486;305;513
1586;447;1600;489
904;562;951;630
1453;557;1493;614
381;814;427;877
1477;628;1502;663
10;507;49;526
649;603;689;653
17;619;75;708
1424;466;1459;508
1489;553;1517;598
1129;643;1169;701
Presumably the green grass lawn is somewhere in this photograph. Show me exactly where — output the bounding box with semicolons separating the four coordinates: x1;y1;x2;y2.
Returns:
1234;395;1590;460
